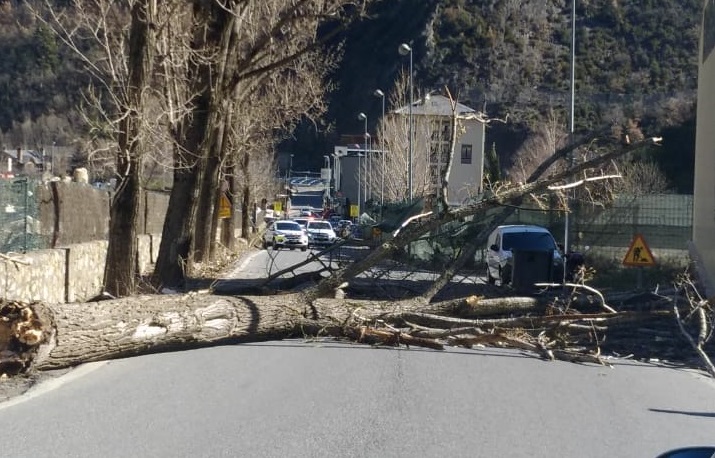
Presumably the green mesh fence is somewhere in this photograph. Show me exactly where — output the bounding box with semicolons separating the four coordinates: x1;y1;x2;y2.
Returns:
412;194;693;268
494;193;693;264
0;177;46;253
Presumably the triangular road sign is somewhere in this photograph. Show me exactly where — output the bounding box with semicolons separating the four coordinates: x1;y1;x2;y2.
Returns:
622;234;655;267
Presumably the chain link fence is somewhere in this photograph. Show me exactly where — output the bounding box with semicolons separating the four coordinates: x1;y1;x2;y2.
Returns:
486;193;693;265
0;177;46;254
405;193;693;269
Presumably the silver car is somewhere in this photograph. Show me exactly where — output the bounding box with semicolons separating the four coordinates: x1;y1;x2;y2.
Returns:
305;220;337;247
263;220;308;251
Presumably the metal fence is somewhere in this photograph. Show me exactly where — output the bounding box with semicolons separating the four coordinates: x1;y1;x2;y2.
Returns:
0;177;46;253
495;193;693;264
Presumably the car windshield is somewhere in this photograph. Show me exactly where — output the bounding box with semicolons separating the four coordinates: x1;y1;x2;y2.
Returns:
502;232;556;251
309;222;332;230
276;222;301;231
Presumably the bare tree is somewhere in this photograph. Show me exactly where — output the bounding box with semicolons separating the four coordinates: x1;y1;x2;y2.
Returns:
374;72;434;203
154;0;371;288
506;109;568;185
37;0;166;296
611;160;670;195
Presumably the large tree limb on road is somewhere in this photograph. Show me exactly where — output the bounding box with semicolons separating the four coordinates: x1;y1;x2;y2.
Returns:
305;134;663;301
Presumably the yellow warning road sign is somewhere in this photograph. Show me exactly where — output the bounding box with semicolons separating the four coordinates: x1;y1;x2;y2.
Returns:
349;204;358;218
218;193;231;219
622;234;655;267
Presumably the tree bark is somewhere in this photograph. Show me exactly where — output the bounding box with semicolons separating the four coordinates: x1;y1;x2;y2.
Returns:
2;292;433;371
104;1;155;297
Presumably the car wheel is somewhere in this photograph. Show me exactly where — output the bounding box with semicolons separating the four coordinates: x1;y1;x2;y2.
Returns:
500;265;512;286
486;269;496;285
272;244;279;251
301;247;307;252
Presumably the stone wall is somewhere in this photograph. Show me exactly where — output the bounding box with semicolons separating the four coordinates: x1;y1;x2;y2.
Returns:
0;234;160;304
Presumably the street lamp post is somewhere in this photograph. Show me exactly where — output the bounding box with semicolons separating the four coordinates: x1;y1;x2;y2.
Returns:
358;112;368;217
357;153;364;220
399;43;413;201
374;89;386;211
564;0;576;263
366;133;371;202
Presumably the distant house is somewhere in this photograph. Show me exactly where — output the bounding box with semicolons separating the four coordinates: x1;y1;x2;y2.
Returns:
333;94;486;215
0;149;45;176
393;94;486;206
691;0;715;294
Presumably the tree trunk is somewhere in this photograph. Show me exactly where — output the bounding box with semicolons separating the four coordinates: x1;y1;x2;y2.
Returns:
154;3;220;287
2;293;425;371
241;185;251;238
104;1;155;297
221;166;237;250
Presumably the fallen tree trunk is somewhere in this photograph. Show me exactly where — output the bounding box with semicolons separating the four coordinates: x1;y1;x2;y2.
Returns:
0;286;701;377
1;293;445;373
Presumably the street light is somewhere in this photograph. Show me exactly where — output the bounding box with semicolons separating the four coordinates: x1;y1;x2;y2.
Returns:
286;153;294;190
358;112;368;217
374;89;385;211
365;133;371;204
398;43;413;201
356;153;364;219
564;0;576;263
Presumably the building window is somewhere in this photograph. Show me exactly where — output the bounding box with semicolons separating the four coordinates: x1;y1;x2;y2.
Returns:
461;144;473;164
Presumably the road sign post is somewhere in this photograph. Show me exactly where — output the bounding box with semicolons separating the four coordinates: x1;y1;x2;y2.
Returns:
623;234;655;289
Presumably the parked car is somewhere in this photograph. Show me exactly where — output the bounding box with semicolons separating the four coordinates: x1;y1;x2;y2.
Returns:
485;225;563;286
263;220;308;251
305;220;337;247
293;217;311;230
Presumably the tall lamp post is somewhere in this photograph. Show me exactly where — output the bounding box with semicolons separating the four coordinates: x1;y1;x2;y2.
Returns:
373;89;386;211
357;153;363;219
564;0;576;260
399;43;413;201
366;133;371;202
358;112;368;217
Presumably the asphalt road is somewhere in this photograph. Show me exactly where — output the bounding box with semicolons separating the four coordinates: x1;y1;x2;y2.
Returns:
0;341;714;458
1;248;714;457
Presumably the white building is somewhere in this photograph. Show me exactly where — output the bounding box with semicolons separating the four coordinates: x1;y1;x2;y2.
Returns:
691;0;715;294
393;94;486;206
333;94;487;216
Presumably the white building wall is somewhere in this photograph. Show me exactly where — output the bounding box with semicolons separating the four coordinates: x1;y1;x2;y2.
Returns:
692;0;715;294
449;118;485;206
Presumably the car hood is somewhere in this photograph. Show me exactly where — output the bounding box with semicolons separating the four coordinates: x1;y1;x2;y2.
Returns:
307;228;335;234
503;249;562;261
275;230;305;236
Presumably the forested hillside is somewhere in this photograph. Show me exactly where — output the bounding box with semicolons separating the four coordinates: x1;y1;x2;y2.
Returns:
0;0;702;191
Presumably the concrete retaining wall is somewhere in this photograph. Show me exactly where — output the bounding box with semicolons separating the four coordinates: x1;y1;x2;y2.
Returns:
0;235;160;304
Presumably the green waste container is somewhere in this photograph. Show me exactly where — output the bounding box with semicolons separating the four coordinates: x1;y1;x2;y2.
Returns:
511;250;554;292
